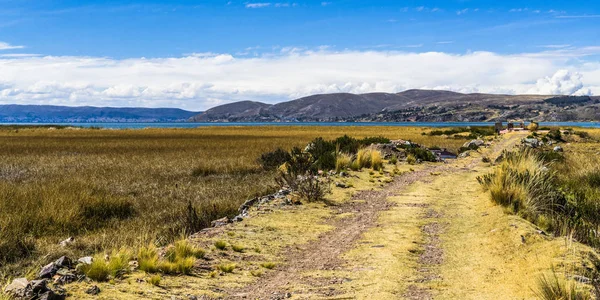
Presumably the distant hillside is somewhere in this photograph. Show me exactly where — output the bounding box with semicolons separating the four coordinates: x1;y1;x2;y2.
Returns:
0;105;200;123
191;89;600;122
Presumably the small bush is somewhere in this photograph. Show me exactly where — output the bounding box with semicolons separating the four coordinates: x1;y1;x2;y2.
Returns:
334;135;360;154
260;262;277;269
406;154;417;165
147;274;161;286
389;156;398;165
217;263;236;273
547;129;563;142
360;136;391;145
250;270;263;277
537;151;565;163
296;175;329;202
408;148;437;162
259;148;291;170
214;240;228;250
574;131;591;139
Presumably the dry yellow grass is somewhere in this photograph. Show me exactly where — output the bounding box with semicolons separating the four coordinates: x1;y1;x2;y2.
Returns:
0;125;462;279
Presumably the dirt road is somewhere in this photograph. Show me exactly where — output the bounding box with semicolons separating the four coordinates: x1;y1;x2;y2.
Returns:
223;132;568;299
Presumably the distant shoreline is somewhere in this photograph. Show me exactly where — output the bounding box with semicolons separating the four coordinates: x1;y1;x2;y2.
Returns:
1;121;600;129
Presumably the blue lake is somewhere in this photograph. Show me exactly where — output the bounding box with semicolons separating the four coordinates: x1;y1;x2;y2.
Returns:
1;122;600;129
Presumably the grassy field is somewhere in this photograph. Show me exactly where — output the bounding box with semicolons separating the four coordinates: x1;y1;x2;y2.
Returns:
0;125;468;278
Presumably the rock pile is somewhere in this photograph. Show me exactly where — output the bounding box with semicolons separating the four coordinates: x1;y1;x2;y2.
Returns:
4;256;91;299
208;188;293;229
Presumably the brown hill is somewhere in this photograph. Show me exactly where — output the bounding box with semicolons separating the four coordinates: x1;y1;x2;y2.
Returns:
190;90;599;122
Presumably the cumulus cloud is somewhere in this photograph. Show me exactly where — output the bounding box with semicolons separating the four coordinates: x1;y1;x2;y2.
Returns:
0;49;598;110
529;70;592;95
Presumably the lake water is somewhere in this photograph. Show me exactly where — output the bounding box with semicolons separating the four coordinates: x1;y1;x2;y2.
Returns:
1;122;600;129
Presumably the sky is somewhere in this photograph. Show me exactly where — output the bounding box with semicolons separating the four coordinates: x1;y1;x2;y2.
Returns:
0;0;599;110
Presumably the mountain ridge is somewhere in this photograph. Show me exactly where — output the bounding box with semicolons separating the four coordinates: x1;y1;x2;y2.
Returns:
0;105;200;123
191;89;600;122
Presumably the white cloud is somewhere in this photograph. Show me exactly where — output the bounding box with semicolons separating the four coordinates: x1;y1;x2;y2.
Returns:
245;3;270;8
0;42;24;50
456;8;469;15
539;44;571;49
528;70;591;95
0;49;598;110
556;15;600;19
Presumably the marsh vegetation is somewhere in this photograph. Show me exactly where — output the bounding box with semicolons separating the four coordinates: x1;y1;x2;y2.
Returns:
0;125;465;279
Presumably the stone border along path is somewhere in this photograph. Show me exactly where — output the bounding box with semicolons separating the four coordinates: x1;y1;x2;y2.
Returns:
227;133;524;299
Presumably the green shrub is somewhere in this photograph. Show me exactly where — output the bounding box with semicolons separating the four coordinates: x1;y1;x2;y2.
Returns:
547;129;563;141
406;154;416;165
334;135;360;154
259;148;291;170
574;131;591;139
537;151;565;163
389;156;398;165
306;137;336;171
360;136;391;145
407;147;437;162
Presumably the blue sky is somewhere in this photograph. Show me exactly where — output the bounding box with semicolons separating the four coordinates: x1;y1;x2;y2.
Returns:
0;0;599;109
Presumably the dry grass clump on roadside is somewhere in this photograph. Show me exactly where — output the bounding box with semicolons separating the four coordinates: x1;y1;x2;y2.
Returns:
536;271;591;300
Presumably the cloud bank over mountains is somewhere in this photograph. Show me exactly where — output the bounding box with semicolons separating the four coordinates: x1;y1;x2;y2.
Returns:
0;48;597;110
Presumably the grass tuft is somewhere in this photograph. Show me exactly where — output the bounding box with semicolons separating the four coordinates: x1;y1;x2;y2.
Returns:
335;153;352;172
260;262;277;269
231;244;245;253
217;263;236;273
535;272;591;300
147;274;161;286
214;240;228;250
